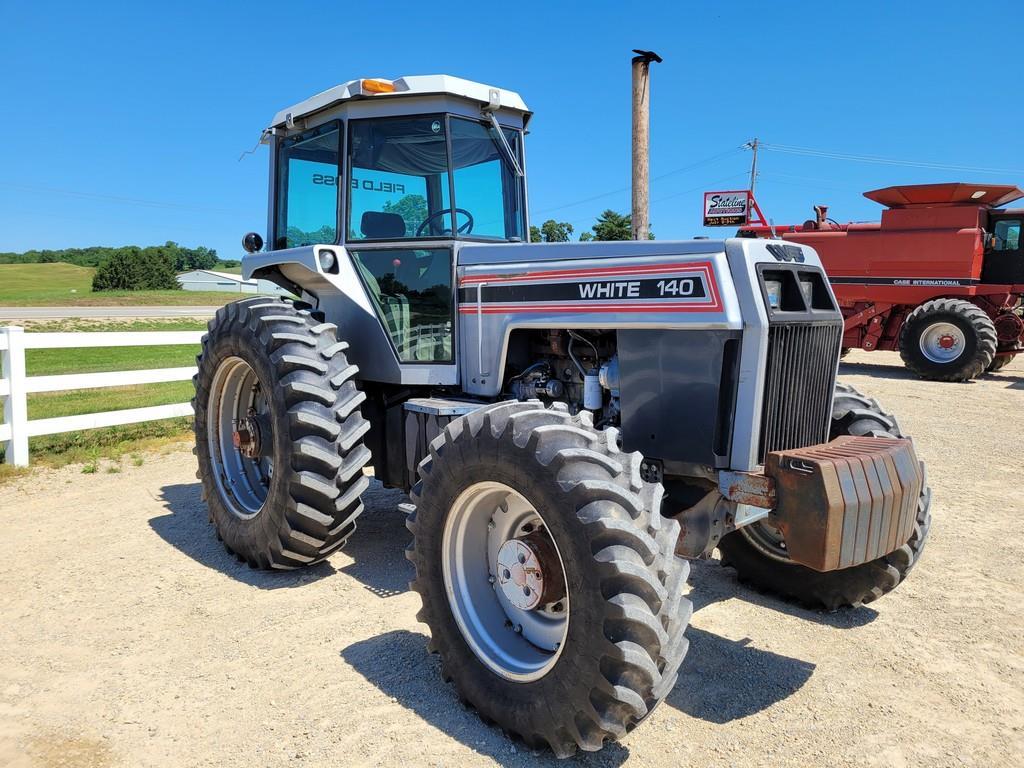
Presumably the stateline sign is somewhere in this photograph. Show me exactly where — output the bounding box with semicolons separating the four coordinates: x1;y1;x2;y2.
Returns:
703;190;752;226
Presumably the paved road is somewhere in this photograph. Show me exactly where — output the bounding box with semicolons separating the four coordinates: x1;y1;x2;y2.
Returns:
0;305;220;320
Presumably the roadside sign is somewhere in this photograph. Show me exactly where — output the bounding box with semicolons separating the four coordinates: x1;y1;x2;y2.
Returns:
703;190;751;226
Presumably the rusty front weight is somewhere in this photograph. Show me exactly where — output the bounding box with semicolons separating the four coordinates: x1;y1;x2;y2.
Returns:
719;436;923;572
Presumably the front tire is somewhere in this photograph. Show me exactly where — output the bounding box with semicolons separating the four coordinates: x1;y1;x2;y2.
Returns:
717;383;932;609
193;298;371;569
898;298;996;381
406;401;690;757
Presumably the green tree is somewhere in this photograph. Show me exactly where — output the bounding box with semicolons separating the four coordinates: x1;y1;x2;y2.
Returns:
383;194;429;236
92;247;179;291
590;210;632;241
586;210;655;241
529;219;574;243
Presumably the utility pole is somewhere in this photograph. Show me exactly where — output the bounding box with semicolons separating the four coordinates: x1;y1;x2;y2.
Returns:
746;137;759;195
631;49;662;240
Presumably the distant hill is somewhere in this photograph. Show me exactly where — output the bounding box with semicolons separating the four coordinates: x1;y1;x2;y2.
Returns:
0;262;243;306
0;243;239;272
0;263;95;302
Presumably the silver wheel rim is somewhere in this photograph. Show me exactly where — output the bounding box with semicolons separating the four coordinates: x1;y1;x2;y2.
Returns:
207;357;274;519
919;322;966;364
739;520;793;564
442;482;569;682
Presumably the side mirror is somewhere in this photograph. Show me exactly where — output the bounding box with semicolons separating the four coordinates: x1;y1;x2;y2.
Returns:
242;232;264;254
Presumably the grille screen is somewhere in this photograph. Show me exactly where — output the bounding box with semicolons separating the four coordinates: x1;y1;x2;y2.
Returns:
758;322;844;461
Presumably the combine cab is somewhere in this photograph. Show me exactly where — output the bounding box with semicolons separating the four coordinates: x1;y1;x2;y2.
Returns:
740;182;1024;380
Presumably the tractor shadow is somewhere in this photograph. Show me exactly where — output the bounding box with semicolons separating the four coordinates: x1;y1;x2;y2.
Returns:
151;478;414;594
661;558;879;723
151;482;338;589
340;629;630;767
335;480;413;598
990;371;1024;389
838;360;921;382
687;557;879;629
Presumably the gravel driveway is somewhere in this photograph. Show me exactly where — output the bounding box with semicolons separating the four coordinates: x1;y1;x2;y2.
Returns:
1;350;1021;767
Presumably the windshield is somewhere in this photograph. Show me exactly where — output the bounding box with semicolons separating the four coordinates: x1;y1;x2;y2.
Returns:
347;114;525;242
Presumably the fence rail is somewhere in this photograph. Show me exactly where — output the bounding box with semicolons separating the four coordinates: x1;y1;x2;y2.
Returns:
1;326;203;466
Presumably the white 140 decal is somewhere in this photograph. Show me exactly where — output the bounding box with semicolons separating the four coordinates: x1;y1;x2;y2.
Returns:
656;278;695;297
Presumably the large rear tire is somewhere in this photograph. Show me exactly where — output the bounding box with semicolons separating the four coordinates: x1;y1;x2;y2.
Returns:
193;297;371;569
717;383;931;609
406;401;690;757
898;298;996;381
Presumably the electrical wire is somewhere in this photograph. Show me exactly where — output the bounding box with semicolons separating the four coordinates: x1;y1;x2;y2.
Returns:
757;143;1024;176
529;147;742;218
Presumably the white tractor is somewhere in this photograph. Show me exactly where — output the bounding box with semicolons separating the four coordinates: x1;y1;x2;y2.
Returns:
193;75;931;756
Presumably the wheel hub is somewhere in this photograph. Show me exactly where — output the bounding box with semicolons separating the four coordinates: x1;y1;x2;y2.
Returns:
232;411;264;459
495;532;563;611
919;321;966;363
442;482;570;681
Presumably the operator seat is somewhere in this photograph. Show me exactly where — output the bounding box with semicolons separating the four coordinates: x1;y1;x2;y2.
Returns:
360;211;406;239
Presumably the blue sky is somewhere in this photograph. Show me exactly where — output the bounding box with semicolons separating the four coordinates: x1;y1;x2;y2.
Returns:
2;1;1021;260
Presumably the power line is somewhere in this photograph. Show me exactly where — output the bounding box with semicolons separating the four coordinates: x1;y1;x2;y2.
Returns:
757;143;1024;176
529;147;742;218
0;182;248;216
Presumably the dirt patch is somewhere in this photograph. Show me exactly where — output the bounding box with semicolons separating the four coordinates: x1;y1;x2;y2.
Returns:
0;350;1021;767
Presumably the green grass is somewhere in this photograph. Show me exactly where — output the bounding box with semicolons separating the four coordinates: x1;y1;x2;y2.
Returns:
0;263;242;306
28;345;200;375
1;318;206;472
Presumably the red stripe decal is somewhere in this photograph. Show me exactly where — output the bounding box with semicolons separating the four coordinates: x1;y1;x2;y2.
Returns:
459;260;718;285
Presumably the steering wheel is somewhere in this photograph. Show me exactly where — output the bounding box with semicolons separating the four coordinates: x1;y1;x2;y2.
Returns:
416;208;474;237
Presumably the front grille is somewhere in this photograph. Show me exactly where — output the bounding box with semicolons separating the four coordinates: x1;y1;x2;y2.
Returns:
758;321;844;461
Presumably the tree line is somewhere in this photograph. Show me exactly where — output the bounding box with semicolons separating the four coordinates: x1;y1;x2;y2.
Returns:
0;242;239;291
529;210;653;243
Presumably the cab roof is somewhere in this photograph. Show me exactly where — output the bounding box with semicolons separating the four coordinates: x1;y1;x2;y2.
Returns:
270;75;531;130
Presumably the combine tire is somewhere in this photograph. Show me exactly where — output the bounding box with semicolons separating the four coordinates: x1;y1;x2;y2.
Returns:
193;297;371;569
898;298;996;381
406;401;690;757
987;353;1017;373
717;383;931;610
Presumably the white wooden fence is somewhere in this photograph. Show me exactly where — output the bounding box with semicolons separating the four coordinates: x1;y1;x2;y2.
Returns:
1;326;204;466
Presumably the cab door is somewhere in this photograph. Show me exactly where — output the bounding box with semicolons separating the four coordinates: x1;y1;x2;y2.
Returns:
981;213;1024;285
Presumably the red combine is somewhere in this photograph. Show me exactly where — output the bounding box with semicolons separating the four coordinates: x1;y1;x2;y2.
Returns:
740;182;1024;380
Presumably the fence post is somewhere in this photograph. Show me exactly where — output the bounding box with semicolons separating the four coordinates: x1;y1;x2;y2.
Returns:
1;326;29;466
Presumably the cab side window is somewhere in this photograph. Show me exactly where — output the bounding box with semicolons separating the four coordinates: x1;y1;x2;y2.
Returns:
993;219;1021;251
349;248;453;362
274;125;341;249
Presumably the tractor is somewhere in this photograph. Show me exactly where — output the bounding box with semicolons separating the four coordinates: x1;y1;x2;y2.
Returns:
193;75;931;757
739;182;1024;381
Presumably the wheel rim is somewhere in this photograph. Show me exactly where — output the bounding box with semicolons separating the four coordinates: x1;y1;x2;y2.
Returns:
919;322;966;364
207;357;274;519
739;520;793;564
442;482;569;682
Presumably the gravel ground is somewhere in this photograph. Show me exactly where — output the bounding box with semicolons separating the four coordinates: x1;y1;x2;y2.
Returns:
1;350;1022;768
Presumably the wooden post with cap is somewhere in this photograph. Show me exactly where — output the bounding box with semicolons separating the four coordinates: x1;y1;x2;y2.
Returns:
631;49;662;241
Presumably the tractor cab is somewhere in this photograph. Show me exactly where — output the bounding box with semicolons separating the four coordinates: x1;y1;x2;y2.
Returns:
257;75;531;364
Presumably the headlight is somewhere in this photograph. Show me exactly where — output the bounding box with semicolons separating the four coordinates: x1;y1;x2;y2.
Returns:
318;249;337;272
764;280;782;309
799;279;815;306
